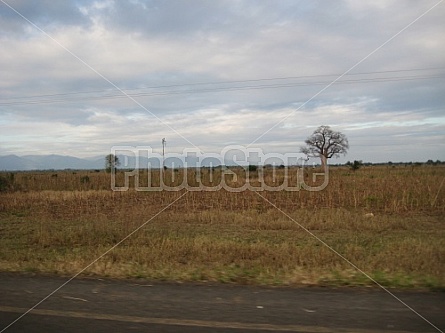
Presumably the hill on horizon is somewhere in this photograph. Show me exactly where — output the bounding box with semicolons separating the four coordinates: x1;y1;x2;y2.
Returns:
0;154;105;171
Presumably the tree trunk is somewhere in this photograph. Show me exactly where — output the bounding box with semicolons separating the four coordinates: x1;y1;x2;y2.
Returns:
320;154;327;172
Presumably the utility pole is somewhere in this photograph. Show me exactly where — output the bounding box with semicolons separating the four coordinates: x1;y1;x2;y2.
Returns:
162;138;166;169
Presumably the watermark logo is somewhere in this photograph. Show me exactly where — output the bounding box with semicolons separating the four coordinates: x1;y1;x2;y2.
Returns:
111;146;328;192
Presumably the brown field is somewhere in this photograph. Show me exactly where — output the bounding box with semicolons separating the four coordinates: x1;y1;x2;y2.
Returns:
0;165;444;289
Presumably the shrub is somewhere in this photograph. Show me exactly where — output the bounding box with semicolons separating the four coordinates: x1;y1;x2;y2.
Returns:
346;160;363;171
80;175;90;184
0;173;15;192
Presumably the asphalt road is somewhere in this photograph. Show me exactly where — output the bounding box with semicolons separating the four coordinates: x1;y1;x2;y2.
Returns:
0;273;443;333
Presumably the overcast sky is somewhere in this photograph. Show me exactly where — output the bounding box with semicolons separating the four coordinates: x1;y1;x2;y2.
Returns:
0;0;444;163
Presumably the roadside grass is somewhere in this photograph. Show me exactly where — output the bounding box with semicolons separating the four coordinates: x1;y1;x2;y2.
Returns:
0;165;444;289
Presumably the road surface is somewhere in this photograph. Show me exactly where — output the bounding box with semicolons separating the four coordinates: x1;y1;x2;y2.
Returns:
0;273;444;332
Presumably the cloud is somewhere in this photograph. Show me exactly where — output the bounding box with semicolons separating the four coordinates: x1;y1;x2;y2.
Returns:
0;0;91;37
0;0;444;162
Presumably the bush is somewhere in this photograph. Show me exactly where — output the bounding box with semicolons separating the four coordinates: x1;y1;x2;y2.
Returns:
80;175;90;184
346;160;363;171
0;173;15;192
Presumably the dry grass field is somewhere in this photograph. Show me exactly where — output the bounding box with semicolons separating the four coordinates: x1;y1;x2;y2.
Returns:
0;165;444;289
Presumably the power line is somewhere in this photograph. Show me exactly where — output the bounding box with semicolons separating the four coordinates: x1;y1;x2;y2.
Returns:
0;70;443;107
2;67;443;100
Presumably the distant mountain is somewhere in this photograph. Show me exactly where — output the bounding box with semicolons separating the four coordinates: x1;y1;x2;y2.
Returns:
0;154;104;171
0;154;154;171
0;153;233;171
0;155;34;171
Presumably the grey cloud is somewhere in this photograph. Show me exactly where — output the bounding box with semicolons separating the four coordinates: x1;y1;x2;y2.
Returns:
0;0;91;36
0;0;444;162
100;1;307;39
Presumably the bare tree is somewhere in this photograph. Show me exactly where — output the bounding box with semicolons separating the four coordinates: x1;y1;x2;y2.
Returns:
105;154;120;173
300;125;349;169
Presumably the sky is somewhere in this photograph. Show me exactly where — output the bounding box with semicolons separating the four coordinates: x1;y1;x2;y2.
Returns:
0;0;444;164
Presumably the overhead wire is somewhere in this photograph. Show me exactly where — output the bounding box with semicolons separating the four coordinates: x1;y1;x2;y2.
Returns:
1;66;443;100
0;68;443;107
